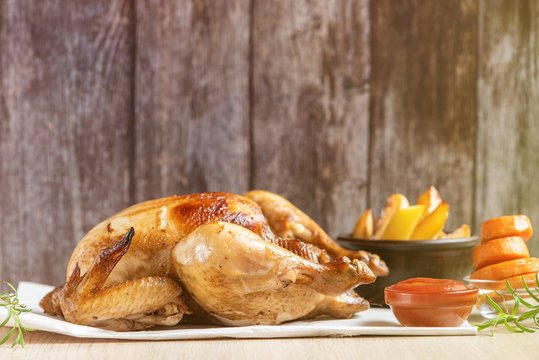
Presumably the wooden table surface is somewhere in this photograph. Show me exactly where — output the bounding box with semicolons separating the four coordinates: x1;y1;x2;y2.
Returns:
1;323;538;360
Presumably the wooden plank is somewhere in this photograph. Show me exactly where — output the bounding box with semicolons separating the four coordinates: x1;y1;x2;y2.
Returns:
0;0;134;284
369;0;478;232
2;326;539;358
134;0;250;200
251;0;371;236
476;0;539;255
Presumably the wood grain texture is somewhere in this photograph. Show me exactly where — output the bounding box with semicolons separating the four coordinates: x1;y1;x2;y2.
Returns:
1;0;539;286
134;0;250;200
2;326;539;360
251;0;371;236
476;0;539;256
0;0;134;284
369;0;478;231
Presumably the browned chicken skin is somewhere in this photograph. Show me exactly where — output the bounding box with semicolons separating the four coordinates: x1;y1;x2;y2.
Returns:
40;191;387;331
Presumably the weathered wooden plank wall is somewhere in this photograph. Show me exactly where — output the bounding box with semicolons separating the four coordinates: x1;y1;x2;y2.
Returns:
475;0;539;258
251;0;371;234
134;0;250;200
0;0;537;284
0;0;134;284
369;0;478;231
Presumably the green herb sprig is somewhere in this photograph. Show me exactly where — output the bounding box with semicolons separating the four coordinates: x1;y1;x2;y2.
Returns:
475;272;539;335
0;282;33;347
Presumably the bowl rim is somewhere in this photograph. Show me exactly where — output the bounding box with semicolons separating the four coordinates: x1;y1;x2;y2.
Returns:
338;235;479;251
385;287;478;307
463;274;539;290
463;274;538;283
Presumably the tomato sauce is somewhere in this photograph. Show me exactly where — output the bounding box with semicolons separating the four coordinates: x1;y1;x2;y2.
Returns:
385;277;478;327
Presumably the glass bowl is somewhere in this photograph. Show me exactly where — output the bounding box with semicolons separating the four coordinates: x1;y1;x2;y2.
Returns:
385;278;478;327
464;275;539;319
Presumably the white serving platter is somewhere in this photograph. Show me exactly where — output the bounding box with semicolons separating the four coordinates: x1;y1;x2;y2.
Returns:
0;282;477;340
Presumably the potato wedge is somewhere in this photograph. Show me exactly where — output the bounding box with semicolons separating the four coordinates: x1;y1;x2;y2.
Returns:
433;230;447;240
380;205;426;240
416;186;442;219
410;202;449;240
352;209;373;239
373;194;410;240
443;224;471;239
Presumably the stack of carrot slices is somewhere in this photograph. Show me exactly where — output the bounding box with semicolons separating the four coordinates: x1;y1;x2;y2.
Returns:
471;215;539;282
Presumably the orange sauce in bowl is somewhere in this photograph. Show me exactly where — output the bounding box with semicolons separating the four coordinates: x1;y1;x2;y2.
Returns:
385;277;478;327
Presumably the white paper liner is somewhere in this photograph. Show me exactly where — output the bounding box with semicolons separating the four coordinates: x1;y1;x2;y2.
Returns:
0;282;477;340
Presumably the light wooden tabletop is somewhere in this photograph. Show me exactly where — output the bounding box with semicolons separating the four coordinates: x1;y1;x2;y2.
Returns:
1;323;538;360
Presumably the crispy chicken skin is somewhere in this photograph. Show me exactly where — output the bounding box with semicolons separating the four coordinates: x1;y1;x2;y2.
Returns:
244;190;389;276
40;191;386;331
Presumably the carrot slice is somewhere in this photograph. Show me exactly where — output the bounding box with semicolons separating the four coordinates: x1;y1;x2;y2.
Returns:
473;272;539;291
481;215;533;242
470;258;539;280
472;236;530;270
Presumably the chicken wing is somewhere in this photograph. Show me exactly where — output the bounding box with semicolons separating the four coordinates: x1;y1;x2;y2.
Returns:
244;190;389;276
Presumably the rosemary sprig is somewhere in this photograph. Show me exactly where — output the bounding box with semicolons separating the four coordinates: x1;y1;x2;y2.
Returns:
475;272;539;335
0;282;33;347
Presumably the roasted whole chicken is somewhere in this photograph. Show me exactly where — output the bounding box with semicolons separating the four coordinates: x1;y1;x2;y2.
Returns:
40;190;388;331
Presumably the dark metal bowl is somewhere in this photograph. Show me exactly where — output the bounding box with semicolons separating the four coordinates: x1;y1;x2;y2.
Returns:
338;236;479;306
